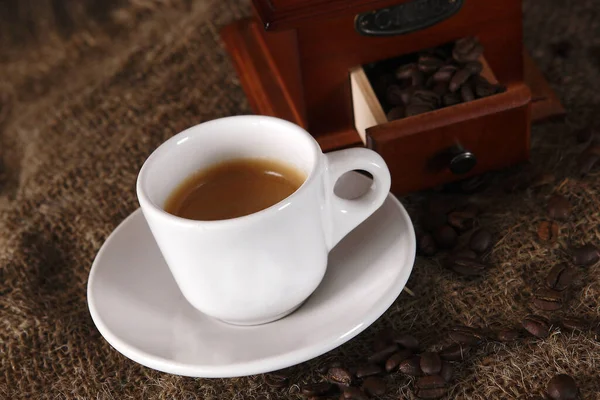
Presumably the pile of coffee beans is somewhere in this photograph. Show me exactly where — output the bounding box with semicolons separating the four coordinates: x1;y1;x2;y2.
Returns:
369;37;506;121
528;191;600;319
436;323;584;399
417;199;495;277
522;242;598;326
269;316;588;399
287;329;459;400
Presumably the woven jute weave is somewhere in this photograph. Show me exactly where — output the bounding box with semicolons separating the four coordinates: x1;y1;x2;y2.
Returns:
0;1;599;398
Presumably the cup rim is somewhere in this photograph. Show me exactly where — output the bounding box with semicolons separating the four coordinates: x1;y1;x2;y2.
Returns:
136;115;322;227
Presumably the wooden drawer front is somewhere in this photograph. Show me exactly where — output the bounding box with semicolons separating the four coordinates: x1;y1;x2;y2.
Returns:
366;83;531;194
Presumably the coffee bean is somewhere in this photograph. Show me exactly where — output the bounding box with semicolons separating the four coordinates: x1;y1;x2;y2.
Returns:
412;89;441;106
425;75;436;89
418;54;444;74
415;375;448;399
386;106;405;121
268;369;291;380
433;225;458;249
445;256;488;276
406;103;434;117
396;63;418;80
386;85;405;106
355;363;382;378
341;387;368;400
418;232;437;256
439;362;454;382
522;314;551;338
412;71;426;87
301;382;336;396
394;334;420;351
470;74;488;84
538;221;559;242
572;243;599;266
547;195;571;221
464;61;483;74
373;328;395;351
362;377;386;397
453;37;483;63
318;361;340;374
447;210;476;232
578;151;600;175
443;92;462;106
475;80;498;98
469;229;492;253
385;348;413;372
496;329;521;342
449;68;472;92
464;43;484;63
367;344;399;364
451;248;478;259
561;317;588;332
347;364;359;377
546;374;578;400
453;37;478;56
460;83;476;102
533;288;564;311
440;343;471;361
420;352;442;375
432;82;449;97
264;373;289;388
399;356;423;376
400;87;417;105
449;326;485;345
433;65;457;83
328;367;353;386
546;263;575;291
462;204;483;219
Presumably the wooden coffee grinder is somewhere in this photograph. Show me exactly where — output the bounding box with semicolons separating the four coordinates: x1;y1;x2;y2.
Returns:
221;0;564;194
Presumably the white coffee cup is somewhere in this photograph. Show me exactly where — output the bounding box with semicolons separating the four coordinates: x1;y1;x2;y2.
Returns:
137;116;391;325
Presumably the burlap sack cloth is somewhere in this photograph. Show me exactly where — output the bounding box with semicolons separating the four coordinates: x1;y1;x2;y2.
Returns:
1;0;599;398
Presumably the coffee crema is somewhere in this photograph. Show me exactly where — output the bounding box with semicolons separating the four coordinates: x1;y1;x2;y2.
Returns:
164;158;306;221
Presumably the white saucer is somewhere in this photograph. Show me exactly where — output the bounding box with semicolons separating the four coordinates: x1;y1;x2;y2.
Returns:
87;173;416;378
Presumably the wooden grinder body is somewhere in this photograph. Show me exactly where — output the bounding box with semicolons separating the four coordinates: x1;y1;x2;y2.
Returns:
222;0;534;194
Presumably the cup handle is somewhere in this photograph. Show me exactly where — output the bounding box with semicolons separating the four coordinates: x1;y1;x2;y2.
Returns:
325;148;392;250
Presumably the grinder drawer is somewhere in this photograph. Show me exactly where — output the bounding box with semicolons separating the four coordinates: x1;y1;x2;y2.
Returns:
350;58;532;195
